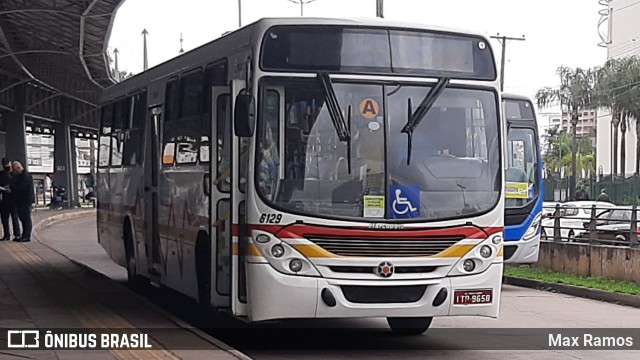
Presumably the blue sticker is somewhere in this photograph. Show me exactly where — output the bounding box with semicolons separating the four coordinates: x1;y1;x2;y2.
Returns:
389;185;421;219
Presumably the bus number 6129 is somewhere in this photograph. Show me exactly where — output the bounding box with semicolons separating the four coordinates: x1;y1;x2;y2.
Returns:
260;214;282;224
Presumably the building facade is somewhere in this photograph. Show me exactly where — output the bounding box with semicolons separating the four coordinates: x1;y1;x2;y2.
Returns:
595;0;640;177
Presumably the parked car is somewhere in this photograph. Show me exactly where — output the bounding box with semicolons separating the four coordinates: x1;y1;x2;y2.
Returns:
542;201;561;219
575;206;640;244
541;201;617;241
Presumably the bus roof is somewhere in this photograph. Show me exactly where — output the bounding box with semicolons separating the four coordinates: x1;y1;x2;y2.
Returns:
102;17;494;102
252;17;491;39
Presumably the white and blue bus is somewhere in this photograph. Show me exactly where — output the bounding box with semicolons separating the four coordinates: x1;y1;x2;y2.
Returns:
502;94;543;263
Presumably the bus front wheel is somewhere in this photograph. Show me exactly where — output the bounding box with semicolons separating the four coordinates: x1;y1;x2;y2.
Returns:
387;317;433;335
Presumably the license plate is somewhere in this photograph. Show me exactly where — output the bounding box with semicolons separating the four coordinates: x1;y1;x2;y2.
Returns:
453;289;493;305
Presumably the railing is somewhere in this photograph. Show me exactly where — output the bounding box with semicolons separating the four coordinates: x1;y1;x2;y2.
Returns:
542;203;640;247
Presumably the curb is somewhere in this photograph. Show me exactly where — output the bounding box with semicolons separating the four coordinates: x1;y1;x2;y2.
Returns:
32;209;97;236
504;275;640;309
31;211;253;360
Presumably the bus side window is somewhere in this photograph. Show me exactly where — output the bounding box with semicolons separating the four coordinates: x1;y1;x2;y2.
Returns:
216;95;231;192
162;78;180;166
111;98;127;167
174;70;204;165
202;61;227;165
99;104;113;167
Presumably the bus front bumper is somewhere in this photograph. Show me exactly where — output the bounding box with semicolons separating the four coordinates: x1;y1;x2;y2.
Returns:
503;234;540;264
246;262;503;322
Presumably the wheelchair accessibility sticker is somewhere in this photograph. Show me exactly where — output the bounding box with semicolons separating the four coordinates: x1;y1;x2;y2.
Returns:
389;185;420;218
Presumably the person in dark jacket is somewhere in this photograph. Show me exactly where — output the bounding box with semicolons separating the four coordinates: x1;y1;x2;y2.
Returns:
596;188;610;202
9;161;34;242
0;158;21;240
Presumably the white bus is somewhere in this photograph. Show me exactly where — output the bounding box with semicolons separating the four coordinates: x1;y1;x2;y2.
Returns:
97;17;505;334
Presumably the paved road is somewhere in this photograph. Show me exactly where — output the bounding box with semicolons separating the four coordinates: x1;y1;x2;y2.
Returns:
38;215;640;359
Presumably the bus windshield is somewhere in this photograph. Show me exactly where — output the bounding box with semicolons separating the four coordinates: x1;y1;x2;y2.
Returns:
504;98;539;207
256;77;501;221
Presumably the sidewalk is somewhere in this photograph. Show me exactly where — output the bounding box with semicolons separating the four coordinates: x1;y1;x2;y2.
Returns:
0;209;246;360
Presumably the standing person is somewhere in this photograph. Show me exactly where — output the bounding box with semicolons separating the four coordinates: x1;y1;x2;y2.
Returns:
0;158;21;240
597;188;610;202
575;185;589;201
9;161;34;242
44;173;52;204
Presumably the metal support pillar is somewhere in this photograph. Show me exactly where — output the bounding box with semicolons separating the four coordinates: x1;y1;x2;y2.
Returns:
4;84;27;164
53;98;79;208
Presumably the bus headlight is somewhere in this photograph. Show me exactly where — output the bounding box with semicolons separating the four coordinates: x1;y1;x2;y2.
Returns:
523;213;543;241
463;259;476;272
479;245;492;258
271;244;285;258
255;234;271;243
447;233;502;277
251;232;321;277
289;259;304;272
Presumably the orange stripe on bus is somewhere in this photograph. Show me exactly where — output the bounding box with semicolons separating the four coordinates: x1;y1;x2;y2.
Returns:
431;245;475;258
292;244;340;258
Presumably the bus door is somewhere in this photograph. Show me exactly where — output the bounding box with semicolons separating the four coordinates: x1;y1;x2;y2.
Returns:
210;86;232;308
231;79;250;317
145;106;163;285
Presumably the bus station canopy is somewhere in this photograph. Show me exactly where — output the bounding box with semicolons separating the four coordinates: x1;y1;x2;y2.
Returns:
0;0;123;127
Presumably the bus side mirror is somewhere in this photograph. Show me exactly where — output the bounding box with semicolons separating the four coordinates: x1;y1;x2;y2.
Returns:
234;92;255;137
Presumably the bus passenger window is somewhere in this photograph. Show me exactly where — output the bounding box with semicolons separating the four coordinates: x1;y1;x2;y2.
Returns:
99;104;113;167
257;91;280;199
216;95;231;192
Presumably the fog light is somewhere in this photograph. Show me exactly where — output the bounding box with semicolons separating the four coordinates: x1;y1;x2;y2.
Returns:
492;235;502;245
289;259;303;272
271;244;285;258
463;259;476;272
255;234;270;243
480;245;492;258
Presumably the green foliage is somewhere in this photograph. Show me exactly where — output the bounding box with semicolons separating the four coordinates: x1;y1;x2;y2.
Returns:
538;56;640;180
505;266;640;296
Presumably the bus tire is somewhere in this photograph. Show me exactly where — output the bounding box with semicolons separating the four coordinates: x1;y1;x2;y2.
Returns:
195;232;212;306
387;317;433;335
124;219;145;289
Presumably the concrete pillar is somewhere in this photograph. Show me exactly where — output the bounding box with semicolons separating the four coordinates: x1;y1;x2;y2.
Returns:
4;84;27;164
53;98;79;208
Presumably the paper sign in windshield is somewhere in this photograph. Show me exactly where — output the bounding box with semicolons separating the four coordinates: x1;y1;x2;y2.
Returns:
505;182;529;199
364;196;385;218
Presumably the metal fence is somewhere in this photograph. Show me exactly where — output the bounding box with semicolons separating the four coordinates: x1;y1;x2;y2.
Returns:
544;175;640;205
542;203;640;247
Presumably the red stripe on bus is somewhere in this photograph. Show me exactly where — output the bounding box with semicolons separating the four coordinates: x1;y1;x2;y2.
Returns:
235;224;502;239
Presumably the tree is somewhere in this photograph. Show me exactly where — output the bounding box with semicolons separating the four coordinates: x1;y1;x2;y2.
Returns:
536;66;595;199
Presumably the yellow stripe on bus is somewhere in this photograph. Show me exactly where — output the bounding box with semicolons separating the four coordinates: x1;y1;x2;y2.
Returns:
232;243;263;257
498;245;504;257
431;244;475;258
292;244;476;258
293;244;340;258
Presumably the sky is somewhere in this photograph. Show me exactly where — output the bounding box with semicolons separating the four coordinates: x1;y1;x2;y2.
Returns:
108;0;609;107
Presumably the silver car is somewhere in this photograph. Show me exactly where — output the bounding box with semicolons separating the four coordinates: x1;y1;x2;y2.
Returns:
541;201;616;241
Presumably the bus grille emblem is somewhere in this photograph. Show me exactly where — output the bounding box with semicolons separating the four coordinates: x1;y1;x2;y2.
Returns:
376;261;394;278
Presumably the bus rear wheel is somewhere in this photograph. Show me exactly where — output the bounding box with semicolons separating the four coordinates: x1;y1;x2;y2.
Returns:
124;223;145;289
387;317;433;335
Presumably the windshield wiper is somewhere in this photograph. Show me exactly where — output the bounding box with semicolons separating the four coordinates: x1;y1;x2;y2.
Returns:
317;73;352;173
401;77;450;165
